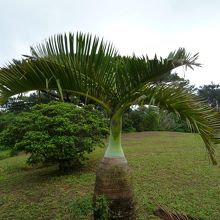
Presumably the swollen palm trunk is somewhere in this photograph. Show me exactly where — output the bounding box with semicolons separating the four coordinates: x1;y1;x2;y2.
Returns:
94;157;135;219
93;116;135;219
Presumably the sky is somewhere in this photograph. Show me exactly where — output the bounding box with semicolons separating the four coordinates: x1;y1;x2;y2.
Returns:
1;0;220;87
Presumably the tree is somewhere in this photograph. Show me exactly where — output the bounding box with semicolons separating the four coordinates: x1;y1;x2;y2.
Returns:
158;109;191;132
122;106;191;132
198;82;220;110
0;112;15;150
0;33;219;219
0;102;108;172
0;92;51;112
126;106;160;132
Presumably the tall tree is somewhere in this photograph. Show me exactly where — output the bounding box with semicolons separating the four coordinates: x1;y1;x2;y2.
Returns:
198;82;220;110
0;33;219;219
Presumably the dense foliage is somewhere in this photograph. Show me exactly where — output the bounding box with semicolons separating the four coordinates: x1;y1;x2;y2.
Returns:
0;112;16;150
1;92;53;113
198;83;220;109
0;102;108;171
122;106;190;133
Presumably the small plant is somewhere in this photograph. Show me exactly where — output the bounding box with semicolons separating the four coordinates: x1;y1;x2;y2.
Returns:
70;195;109;220
93;195;109;220
70;195;93;218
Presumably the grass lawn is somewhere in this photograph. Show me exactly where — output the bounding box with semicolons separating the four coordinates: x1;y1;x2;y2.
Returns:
0;131;220;220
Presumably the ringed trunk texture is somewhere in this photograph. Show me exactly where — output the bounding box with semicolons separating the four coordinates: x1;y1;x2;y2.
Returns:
94;157;135;220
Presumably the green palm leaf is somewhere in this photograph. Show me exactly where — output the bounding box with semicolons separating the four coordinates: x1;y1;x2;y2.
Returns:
136;83;220;164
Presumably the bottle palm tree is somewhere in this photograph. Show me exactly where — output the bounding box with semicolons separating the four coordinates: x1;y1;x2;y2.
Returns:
0;33;219;219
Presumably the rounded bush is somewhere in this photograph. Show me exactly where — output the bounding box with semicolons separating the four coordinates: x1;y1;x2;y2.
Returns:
0;102;108;171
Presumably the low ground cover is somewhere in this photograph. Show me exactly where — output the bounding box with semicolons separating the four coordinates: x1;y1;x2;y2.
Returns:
0;131;219;219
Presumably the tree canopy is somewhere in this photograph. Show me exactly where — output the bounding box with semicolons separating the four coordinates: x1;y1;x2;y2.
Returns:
198;83;220;109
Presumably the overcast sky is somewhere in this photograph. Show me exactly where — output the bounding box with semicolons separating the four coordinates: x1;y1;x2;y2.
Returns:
1;0;220;86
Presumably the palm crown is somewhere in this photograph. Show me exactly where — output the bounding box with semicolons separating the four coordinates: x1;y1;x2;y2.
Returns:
0;32;219;164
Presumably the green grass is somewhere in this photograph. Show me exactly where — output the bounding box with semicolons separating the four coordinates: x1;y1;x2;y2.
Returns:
0;149;11;160
0;131;220;219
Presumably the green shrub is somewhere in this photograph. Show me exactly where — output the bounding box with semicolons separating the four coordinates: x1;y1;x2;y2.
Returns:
122;106;190;133
70;195;93;218
0;112;16;150
93;195;109;220
0;102;108;171
70;195;108;220
123;106;160;132
158;110;191;132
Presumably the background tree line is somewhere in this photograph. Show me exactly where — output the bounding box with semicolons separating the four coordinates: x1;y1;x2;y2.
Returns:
0;76;219;136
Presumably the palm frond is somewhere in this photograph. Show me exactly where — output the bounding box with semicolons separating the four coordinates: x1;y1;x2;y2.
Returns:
167;48;201;70
136;84;220;164
113;48;200;107
30;32;118;94
0;33;120;113
0;58;111;112
0;33;201;115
